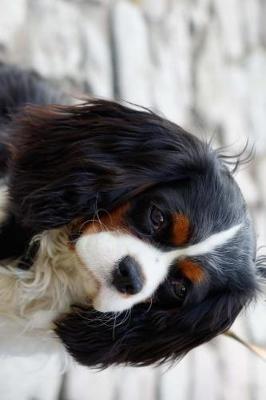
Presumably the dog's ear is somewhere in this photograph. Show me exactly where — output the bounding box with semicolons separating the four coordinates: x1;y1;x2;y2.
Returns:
55;290;252;367
8;100;213;233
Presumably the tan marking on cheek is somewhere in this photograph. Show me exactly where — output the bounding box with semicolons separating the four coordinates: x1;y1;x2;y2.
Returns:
172;213;190;246
83;203;130;234
179;259;205;284
68;242;75;251
67;203;131;249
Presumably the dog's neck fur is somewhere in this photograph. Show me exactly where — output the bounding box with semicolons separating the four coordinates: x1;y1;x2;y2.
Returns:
0;221;95;356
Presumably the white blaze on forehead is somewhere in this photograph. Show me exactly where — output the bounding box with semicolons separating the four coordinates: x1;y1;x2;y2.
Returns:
165;224;242;264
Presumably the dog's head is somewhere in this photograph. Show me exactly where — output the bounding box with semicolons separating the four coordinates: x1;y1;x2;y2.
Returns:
8;100;260;367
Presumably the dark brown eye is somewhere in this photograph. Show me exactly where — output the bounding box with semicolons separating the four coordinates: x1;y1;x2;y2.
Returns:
172;281;187;300
150;205;164;231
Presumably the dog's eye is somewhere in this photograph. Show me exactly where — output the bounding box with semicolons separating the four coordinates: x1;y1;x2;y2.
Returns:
150;206;164;231
151;278;188;309
172;281;187;300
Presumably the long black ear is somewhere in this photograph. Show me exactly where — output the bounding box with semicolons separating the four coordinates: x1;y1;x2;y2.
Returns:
8;100;214;233
55;290;253;368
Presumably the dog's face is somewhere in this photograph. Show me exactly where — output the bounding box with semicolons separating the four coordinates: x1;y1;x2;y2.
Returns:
59;173;257;367
74;179;249;314
8;100;259;367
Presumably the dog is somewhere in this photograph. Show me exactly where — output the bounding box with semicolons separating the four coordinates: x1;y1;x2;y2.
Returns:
0;63;262;367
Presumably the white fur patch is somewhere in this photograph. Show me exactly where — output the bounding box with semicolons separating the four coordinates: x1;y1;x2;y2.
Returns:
75;232;168;312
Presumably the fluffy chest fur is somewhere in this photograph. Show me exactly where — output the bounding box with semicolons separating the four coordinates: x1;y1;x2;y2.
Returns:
0;227;96;356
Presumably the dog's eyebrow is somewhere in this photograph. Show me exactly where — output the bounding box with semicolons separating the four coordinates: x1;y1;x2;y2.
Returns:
171;213;190;246
178;259;205;283
165;224;242;263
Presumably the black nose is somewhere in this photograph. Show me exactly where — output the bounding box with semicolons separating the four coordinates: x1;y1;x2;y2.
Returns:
112;256;144;295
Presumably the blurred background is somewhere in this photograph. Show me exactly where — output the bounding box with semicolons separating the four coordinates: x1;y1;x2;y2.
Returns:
0;0;265;399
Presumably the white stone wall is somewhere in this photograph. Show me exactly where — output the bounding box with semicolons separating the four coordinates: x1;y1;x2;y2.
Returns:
0;1;265;399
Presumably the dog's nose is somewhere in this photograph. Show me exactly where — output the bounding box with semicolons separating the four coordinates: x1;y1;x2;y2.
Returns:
112;256;144;295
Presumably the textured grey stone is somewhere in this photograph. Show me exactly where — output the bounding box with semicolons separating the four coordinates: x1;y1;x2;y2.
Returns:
0;0;27;48
112;0;153;105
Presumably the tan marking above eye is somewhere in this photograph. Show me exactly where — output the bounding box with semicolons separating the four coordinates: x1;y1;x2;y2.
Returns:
179;259;205;284
171;213;190;246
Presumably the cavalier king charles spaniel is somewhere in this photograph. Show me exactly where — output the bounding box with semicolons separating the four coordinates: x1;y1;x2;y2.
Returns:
0;63;262;367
